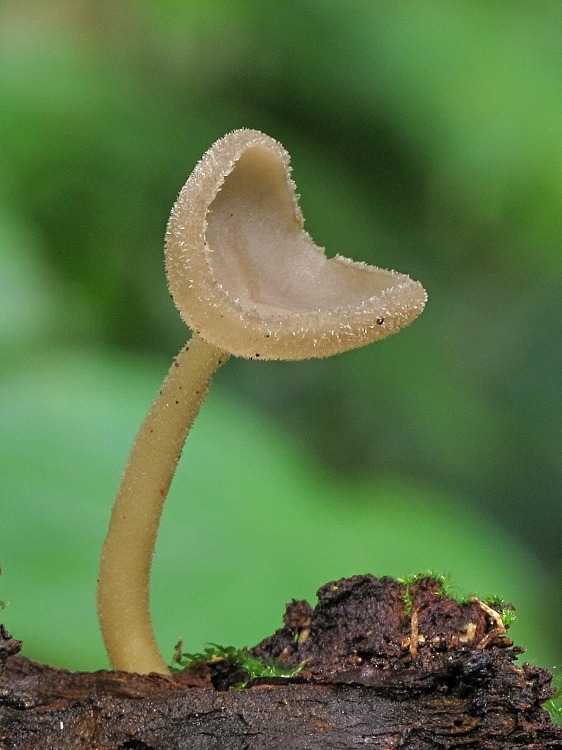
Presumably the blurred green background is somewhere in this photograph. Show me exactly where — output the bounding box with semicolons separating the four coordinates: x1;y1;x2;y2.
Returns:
1;0;561;673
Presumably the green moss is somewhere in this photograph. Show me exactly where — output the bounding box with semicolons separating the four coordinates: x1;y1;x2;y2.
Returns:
171;643;307;690
397;571;462;614
402;585;414;616
399;570;450;592
544;674;562;725
397;574;515;632
483;595;517;628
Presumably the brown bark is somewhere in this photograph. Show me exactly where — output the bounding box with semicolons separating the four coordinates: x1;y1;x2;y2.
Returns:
1;575;561;749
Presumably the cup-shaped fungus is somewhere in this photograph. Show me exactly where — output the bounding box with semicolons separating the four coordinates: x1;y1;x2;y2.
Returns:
97;129;427;675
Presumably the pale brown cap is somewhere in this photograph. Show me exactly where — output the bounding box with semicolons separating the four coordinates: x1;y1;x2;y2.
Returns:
165;129;427;360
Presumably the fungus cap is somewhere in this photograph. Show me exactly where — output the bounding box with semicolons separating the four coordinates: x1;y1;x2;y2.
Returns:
165;129;427;360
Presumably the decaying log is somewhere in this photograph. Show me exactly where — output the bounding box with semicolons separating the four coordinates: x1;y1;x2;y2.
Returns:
1;575;561;749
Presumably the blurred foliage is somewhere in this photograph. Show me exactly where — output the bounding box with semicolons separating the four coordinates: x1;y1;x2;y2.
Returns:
0;0;561;668
0;348;559;670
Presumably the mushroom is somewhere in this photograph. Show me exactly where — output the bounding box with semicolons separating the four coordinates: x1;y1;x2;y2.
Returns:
97;129;427;675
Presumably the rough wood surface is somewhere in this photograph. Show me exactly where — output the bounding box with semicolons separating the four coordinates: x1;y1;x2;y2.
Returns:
1;575;561;749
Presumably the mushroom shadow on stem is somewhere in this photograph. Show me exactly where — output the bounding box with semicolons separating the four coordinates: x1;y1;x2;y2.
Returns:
97;129;427;675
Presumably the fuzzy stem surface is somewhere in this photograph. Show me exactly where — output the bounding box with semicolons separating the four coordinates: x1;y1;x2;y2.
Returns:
97;334;228;674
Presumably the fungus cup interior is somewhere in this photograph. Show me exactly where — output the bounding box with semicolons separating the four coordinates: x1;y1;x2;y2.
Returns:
97;129;427;676
165;129;427;360
208;146;393;312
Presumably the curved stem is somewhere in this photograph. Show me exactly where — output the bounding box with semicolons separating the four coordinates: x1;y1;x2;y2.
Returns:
97;334;228;674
